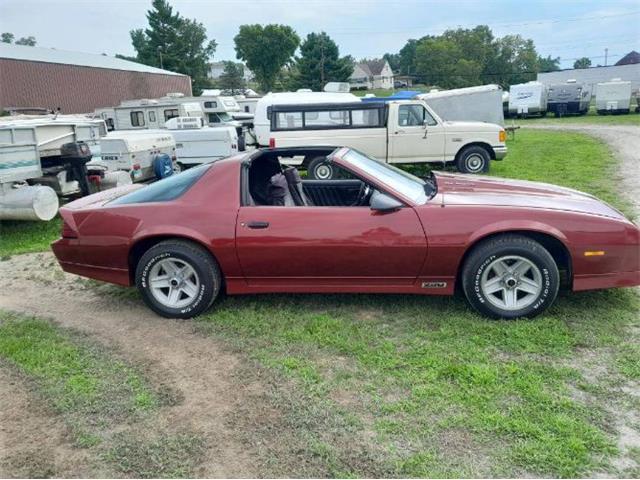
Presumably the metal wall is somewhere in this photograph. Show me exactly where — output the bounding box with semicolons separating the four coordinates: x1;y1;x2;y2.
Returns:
537;64;640;93
0;59;192;114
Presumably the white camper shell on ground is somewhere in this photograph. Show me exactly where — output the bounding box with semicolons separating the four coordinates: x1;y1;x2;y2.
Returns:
508;81;548;117
596;80;633;114
99;131;177;182
257;96;507;178
417;84;505;125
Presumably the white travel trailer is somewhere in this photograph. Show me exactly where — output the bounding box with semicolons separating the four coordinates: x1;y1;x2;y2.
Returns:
508;81;548;117
417;84;505;125
103;98;205;131
235;96;260;115
253;91;360;146
595;79;633;114
99;131;177;182
165;117;239;167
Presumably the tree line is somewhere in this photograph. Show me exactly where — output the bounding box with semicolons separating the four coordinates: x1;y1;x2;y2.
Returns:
2;0;599;94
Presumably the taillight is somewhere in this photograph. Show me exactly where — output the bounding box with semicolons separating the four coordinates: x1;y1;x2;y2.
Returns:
269;137;276;148
133;164;141;170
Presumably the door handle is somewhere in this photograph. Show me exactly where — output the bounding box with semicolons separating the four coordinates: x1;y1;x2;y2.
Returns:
246;221;269;229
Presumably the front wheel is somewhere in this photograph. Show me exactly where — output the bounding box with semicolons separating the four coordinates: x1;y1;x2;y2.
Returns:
136;240;221;319
456;146;490;174
461;235;560;319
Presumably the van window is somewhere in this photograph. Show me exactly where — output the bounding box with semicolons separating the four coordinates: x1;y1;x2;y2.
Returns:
204;101;217;109
304;110;349;128
398;105;437;127
276;112;303;129
351;109;381;127
164;109;179;121
148;111;156;122
130;111;145;127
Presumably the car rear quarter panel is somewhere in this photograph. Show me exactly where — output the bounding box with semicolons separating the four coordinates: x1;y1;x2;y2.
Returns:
55;160;243;285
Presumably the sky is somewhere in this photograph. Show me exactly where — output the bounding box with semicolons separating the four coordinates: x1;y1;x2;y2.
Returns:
1;0;639;69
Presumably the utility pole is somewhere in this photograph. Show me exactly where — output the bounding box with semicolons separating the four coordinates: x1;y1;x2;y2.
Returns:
158;46;164;70
605;48;608;66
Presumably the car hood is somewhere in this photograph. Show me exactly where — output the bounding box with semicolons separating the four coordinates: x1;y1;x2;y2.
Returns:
432;171;627;220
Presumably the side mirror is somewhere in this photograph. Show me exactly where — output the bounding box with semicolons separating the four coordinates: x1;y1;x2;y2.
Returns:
370;191;402;213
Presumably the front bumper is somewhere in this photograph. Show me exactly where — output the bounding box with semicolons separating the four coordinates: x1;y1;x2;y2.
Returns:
493;146;508;160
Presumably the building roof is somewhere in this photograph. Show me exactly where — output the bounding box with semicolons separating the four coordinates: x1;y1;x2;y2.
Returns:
0;43;185;76
615;50;640;66
357;59;389;76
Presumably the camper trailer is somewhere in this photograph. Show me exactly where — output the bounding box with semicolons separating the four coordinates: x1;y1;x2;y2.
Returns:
236;96;260;115
547;80;591;117
108;98;205;131
164;117;239;167
508;81;548;117
596;79;633;114
99;131;177;182
416;85;505;125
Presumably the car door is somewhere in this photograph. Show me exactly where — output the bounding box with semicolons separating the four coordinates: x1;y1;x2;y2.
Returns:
235;204;427;287
388;103;445;163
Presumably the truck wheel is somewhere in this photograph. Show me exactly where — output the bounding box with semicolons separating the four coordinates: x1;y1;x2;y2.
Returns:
308;156;335;180
456;146;490;174
461;234;560;319
136;240;221;319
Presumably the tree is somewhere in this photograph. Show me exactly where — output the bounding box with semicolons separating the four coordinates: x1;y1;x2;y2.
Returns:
573;57;591;69
15;36;36;46
383;52;400;72
218;62;246;94
1;32;14;43
415;37;483;88
487;34;538;87
234;24;299;93
293;32;354;91
127;0;217;94
538;55;561;72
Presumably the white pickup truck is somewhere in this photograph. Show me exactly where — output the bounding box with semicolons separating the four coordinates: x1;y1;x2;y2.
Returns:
254;94;507;179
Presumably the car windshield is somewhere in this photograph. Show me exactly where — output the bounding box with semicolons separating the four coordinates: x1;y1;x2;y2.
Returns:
339;149;433;204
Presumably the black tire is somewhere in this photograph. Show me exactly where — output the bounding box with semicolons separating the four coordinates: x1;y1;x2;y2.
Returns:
456;146;490;174
461;234;560;319
135;240;221;319
308;156;336;180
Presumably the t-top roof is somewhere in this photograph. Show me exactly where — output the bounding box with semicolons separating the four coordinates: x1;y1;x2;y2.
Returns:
0;43;186;76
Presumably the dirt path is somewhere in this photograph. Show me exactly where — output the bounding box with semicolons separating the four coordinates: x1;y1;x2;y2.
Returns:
523;124;640;215
0;253;260;478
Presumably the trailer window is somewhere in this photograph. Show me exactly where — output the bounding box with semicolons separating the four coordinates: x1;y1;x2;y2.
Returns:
398;105;436;127
275;112;303;129
164;109;179;121
204;101;217;109
130;111;145;127
148;111;156;122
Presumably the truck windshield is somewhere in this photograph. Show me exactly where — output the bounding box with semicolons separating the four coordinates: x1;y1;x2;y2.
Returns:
340;149;432;205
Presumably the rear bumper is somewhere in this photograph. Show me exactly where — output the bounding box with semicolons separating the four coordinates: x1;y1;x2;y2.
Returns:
573;270;640;291
493;146;508;160
51;238;131;286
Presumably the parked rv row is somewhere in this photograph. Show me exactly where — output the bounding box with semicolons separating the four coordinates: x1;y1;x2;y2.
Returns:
505;79;638;118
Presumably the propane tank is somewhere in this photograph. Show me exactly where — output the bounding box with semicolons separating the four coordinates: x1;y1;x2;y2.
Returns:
0;185;59;221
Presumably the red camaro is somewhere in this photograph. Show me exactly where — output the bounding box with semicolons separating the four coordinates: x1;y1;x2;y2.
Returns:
52;147;640;319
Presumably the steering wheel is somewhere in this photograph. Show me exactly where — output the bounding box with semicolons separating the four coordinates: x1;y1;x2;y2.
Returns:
351;182;372;206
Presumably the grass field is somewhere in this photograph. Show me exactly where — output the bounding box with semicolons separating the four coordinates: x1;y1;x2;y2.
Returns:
511;107;640;126
1;129;639;476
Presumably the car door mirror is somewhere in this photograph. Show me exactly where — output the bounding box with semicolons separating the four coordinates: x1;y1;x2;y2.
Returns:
370;191;402;213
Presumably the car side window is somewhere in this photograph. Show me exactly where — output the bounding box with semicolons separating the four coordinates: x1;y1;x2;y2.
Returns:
398;105;437;127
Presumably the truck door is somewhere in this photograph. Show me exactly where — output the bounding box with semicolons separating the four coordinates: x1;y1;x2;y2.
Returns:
388;103;445;163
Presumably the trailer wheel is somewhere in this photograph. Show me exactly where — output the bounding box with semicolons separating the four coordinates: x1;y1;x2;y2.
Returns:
456;146;490;174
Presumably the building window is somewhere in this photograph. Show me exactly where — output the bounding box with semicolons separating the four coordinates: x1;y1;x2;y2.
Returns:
164;109;179;121
148;111;156;122
130;111;145;127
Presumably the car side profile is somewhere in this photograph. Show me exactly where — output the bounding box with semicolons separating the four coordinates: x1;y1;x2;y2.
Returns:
52;147;640;320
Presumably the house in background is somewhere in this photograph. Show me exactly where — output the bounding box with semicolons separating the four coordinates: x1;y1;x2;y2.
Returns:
208;61;254;83
350;59;394;90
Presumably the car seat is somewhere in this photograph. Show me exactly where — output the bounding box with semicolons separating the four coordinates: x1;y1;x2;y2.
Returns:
283;167;313;206
267;173;295;206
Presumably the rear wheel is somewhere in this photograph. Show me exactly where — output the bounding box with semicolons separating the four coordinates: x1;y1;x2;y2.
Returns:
456;146;490;174
136;240;221;319
461;235;559;319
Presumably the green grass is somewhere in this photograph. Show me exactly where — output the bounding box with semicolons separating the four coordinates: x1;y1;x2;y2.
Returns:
0;217;61;257
510;106;640;126
0;310;203;477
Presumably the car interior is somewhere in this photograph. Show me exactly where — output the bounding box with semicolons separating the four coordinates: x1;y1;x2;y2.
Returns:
245;149;372;207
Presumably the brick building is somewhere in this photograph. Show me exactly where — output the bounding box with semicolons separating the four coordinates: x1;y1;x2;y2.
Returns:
0;44;192;114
